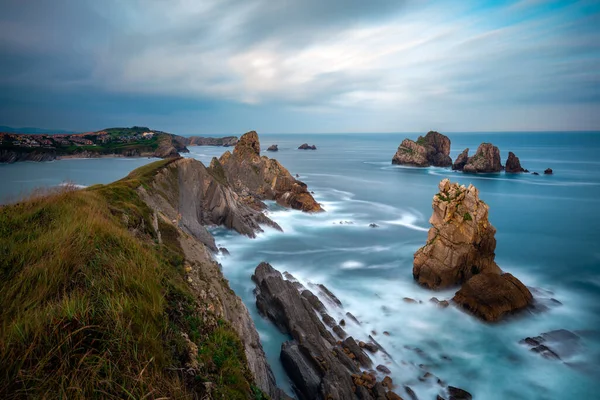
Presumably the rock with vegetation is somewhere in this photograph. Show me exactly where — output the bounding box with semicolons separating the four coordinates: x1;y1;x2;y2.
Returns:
187;136;239;146
413;179;533;322
392;131;452;167
298;143;317;150
452;148;469;171
252;262;402;400
0;159;287;399
219;131;322;212
505;151;526;173
462;143;503;173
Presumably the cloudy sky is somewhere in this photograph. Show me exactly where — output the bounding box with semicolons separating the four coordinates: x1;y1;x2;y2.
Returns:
0;0;599;134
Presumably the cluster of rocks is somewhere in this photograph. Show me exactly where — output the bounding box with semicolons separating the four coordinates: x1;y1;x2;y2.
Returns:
217;131;322;212
413;178;533;322
520;329;581;361
299;143;317;150
392;131;554;175
253;262;471;400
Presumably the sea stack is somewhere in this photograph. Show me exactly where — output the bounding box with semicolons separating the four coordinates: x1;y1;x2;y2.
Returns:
462;143;503;173
298;143;317;150
452;148;469;171
218;131;322;212
392;131;452;167
267;144;278;151
505;152;526;173
413;178;532;322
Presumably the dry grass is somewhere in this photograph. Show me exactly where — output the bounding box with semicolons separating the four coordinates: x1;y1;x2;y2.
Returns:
0;160;266;399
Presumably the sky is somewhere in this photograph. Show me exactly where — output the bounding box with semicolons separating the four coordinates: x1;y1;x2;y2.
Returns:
0;0;599;134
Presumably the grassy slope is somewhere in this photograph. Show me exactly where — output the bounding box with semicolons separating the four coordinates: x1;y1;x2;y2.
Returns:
0;159;265;399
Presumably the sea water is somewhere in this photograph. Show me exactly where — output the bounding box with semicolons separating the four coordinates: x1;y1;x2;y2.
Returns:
1;133;599;399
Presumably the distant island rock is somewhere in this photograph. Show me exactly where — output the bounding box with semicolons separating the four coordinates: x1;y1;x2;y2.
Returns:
505;151;527;173
298;143;317;150
544;168;553;174
187;136;238;147
457;143;503;173
266;144;278;151
391;131;452;167
413;178;533;322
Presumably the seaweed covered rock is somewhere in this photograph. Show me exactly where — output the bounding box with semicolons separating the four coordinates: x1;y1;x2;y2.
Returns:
392;131;452;167
413;179;501;289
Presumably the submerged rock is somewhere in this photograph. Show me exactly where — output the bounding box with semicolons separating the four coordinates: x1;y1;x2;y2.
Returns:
392;131;452;167
413;178;532;322
462;143;502;173
452;148;469;171
505;151;526;173
520;329;581;360
298;143;317;150
218;131;322;212
448;386;473;400
544;168;553;174
267;144;278;151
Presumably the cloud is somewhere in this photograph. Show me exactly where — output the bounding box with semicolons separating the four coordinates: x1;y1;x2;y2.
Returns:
0;0;598;132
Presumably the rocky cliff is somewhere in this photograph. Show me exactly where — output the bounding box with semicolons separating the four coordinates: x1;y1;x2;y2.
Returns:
187;136;239;147
392;131;452;167
0;149;57;163
460;143;503;173
413;179;532;321
219;131;322;212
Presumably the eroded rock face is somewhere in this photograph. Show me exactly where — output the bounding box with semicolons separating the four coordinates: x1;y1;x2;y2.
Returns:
452;148;469;171
413;179;533;322
219;131;322;212
505;152;526;173
452;273;533;322
413;179;501;289
392;131;452;167
462;143;502;173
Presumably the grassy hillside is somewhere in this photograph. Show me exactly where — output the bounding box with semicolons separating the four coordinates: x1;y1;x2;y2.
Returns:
0;160;265;399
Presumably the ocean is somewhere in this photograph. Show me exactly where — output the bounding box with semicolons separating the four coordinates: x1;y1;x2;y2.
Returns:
1;132;599;399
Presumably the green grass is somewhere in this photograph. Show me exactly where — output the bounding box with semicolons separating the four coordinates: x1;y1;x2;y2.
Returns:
0;161;264;399
463;212;473;221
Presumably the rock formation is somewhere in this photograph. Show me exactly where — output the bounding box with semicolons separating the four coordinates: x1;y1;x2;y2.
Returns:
544;168;553;175
392;131;452;167
505;152;526;173
462;143;503;173
186;136;238;147
413;179;533;322
218;131;322;212
298;143;317;150
452;148;469;171
253;263;403;400
267;144;278;151
520;329;581;360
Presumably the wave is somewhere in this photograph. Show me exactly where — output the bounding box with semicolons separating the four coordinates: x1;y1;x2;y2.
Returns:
384;214;429;232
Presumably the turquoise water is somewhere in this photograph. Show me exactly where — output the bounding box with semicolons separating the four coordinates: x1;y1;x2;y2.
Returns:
2;133;600;399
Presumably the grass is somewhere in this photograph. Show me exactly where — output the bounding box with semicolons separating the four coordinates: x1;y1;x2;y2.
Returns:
463;212;473;221
0;161;265;399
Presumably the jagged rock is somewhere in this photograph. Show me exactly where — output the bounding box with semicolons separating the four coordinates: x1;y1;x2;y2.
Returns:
448;386;472;400
346;312;361;325
392;131;452;167
544;168;553;174
298;143;317;150
369;223;379;228
452;273;533;322
253;263;392;400
429;297;450;308
462;143;502;173
505;151;526;173
452;148;469;171
267;144;278;151
386;392;403;400
376;365;391;374
520;329;581;360
218;131;322;212
413;178;501;289
313;283;343;307
413;179;532;322
219;247;230;256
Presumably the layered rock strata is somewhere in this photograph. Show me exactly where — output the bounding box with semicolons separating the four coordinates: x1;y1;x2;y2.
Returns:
392;131;452;167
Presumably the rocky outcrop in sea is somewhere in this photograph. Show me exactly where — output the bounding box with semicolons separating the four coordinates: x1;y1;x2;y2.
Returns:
218;131;322;212
460;143;503;173
186;136;238;147
267;144;278;151
452;148;469;171
505;151;527;173
392;131;452;167
298;143;317;150
413;179;533;322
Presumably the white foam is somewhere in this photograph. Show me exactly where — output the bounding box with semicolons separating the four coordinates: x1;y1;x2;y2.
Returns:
340;260;365;269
